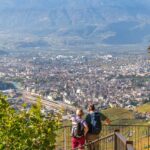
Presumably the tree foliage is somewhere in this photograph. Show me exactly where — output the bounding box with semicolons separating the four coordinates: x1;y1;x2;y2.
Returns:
0;93;61;150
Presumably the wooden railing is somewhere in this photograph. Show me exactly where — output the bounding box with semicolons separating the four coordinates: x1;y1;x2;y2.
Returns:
114;129;134;150
102;124;150;150
70;130;134;150
73;132;115;150
55;125;150;150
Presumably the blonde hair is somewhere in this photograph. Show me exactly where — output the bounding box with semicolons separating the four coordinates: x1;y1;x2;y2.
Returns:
76;108;84;117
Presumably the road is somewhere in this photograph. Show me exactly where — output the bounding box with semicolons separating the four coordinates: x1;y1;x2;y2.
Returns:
22;91;77;112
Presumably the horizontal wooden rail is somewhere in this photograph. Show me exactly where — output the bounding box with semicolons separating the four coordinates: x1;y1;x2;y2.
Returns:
56;125;150;150
73;132;115;150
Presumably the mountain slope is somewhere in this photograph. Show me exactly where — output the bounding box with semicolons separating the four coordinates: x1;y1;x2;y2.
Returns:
0;0;150;51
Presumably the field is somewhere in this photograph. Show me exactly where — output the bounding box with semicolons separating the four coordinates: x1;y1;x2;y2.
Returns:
102;107;137;125
136;103;150;113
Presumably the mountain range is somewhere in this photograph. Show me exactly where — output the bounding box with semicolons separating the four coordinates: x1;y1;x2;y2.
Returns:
0;0;150;52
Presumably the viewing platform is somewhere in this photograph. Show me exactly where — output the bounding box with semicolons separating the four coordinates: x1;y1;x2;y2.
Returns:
56;124;150;150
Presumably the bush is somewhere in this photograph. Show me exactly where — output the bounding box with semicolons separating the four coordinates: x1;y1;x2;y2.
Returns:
0;93;61;150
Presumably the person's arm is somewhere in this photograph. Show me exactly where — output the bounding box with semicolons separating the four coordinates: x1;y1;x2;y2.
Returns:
83;119;89;136
105;118;111;125
84;124;89;136
100;112;111;125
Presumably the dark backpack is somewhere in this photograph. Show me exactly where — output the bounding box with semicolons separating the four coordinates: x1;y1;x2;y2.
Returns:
72;120;84;138
88;112;101;134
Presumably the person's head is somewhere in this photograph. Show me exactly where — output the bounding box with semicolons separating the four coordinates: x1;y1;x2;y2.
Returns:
88;104;95;112
76;108;84;117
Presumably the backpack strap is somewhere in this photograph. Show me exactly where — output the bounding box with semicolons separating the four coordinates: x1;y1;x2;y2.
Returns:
72;118;85;138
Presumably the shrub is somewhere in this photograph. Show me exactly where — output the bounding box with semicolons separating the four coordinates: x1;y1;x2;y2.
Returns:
0;93;61;150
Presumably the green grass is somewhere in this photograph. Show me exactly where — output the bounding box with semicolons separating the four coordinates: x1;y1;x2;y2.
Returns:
136;103;150;113
102;107;135;124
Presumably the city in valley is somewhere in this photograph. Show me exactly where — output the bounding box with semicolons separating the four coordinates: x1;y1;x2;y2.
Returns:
0;50;150;122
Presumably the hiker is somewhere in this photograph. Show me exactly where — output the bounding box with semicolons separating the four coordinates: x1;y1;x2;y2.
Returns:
71;108;89;150
85;104;111;150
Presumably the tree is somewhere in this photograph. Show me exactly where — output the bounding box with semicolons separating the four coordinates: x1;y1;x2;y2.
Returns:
147;46;150;56
147;46;150;62
0;93;61;150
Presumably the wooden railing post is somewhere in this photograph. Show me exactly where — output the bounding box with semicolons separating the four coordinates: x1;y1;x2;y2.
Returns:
126;141;133;150
148;126;150;150
114;129;120;150
64;126;67;150
114;129;134;150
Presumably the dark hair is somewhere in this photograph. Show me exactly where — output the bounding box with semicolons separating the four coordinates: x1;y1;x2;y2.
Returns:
88;104;95;111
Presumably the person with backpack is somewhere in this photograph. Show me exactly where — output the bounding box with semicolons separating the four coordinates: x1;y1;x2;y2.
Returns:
85;104;111;150
71;108;89;150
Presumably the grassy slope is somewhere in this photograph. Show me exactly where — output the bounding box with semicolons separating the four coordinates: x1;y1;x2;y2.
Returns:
101;107;146;125
136;102;150;113
102;107;134;121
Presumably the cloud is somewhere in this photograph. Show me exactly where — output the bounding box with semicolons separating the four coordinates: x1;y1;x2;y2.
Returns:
130;14;150;30
39;17;49;22
100;32;116;41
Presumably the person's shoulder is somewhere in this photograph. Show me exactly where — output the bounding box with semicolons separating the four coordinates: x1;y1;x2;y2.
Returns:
94;111;100;115
98;111;105;116
71;115;76;121
85;113;91;119
99;111;107;120
82;119;87;126
86;113;91;116
98;111;102;114
94;111;103;117
98;111;104;114
99;111;106;115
